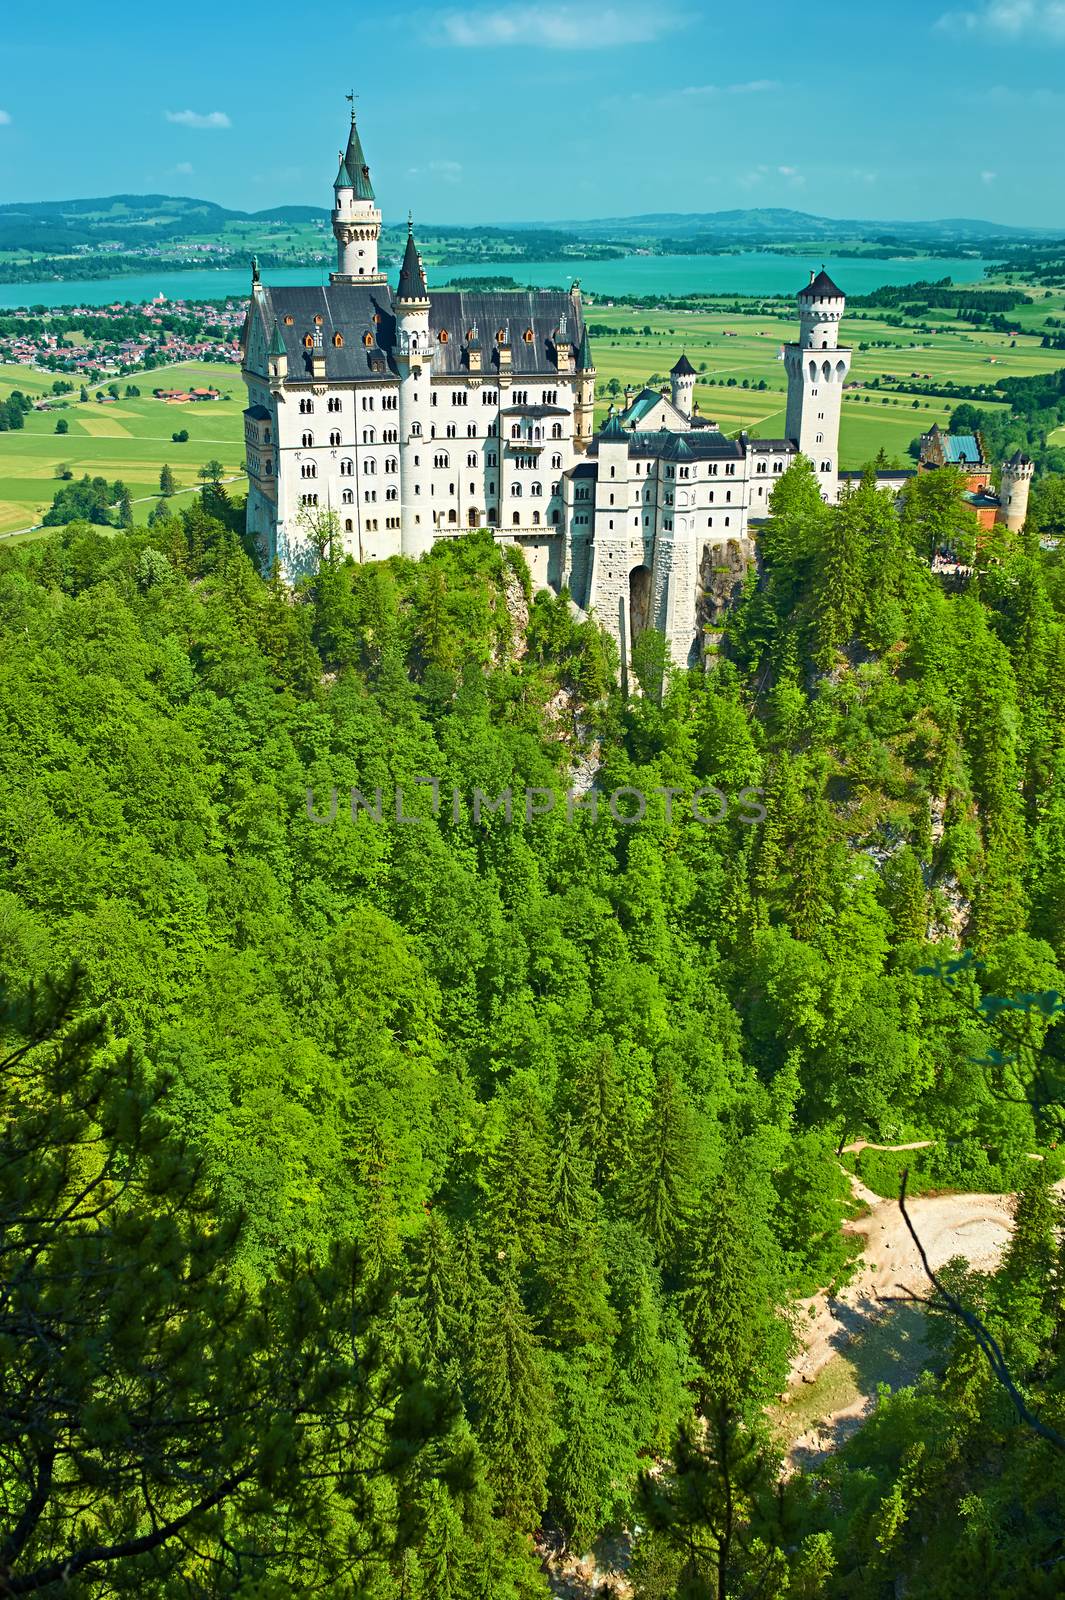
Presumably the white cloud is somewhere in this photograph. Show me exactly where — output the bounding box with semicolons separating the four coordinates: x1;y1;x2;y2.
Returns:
408;159;464;185
165;109;231;129
936;0;1065;37
737;164;806;191
436;3;689;48
0;111;11;126
173;161;195;176
981;169;998;182
680;79;779;96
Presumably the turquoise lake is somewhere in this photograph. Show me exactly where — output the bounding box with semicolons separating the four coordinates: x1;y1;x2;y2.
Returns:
0;253;995;310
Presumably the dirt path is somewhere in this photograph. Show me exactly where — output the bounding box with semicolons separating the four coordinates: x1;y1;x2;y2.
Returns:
779;1162;1064;1466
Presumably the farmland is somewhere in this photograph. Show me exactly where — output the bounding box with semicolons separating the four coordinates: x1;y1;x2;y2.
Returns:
0;362;247;536
586;295;1065;466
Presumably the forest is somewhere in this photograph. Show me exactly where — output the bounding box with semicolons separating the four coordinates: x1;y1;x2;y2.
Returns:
2;459;1065;1597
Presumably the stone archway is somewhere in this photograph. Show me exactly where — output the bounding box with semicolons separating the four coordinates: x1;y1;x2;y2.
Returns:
629;564;652;641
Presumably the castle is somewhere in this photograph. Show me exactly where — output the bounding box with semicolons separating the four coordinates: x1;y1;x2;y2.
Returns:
240;103;1032;667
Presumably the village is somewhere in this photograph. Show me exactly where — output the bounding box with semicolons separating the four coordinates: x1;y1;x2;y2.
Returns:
0;295;245;383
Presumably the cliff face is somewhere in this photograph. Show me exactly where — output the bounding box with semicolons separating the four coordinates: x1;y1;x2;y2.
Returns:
697;537;753;663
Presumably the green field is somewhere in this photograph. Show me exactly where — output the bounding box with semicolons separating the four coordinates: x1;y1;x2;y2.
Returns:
0;362;247;536
588;301;1063;467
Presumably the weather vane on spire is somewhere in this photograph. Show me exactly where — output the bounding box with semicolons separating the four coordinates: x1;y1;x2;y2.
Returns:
346;90;358;116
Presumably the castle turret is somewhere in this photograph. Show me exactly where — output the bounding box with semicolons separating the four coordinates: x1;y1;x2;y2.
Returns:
575;323;596;447
784;267;851;503
996;449;1034;533
670;353;696;421
395;219;433;559
331;102;385;284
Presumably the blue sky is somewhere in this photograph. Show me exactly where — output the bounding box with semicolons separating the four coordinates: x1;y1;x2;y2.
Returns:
1;0;1063;226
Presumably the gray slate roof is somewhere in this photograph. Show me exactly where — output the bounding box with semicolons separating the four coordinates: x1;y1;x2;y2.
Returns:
588;427;745;462
799;268;844;300
251;283;585;384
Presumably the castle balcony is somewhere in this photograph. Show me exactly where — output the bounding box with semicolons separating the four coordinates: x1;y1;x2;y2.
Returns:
506;436;545;453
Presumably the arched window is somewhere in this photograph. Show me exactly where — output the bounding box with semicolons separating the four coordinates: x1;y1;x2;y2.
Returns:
345;517;353;531
412;422;422;437
551;423;562;439
511;482;522;497
299;398;313;414
365;458;377;474
328;397;341;413
511;424;521;439
434;451;449;469
342;488;354;504
301;462;317;479
467;452;478;467
551;453;562;469
330;430;341;447
551;508;560;526
446;424;456;439
385;457;398;473
531;481;542;497
448;508;457;524
340;458;354;476
512;511;521;526
363;428;375;444
467;423;477;437
301;431;313;448
386;486;398;501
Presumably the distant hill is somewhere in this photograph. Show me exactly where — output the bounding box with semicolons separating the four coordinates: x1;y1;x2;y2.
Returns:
0;194;331;253
523;207;1062;243
0;194;1058;255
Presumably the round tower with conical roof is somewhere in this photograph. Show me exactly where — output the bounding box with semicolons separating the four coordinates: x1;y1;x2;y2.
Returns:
670;353;696;421
996;449;1034;533
574;318;596;447
331;102;385;284
784;267;851;503
394;218;434;559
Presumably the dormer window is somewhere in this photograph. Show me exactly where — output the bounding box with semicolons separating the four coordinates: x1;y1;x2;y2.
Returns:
524;329;534;343
497;329;506;344
439;329;449;344
283;315;294;326
333;333;344;348
303;335;314;349
363;332;373;348
314;315;324;326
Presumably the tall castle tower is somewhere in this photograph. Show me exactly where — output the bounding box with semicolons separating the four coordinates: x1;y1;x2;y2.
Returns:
331;104;385;284
784;268;851;502
670;353;696;420
394;220;434;559
996;449;1034;533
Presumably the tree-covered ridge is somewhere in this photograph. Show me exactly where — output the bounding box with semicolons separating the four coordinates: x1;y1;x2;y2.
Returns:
1;463;1065;1593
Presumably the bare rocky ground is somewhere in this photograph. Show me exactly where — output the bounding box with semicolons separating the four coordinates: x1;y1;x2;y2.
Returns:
778;1151;1054;1466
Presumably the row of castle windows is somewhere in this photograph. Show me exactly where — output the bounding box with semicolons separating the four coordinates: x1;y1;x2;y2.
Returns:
297;387;569;415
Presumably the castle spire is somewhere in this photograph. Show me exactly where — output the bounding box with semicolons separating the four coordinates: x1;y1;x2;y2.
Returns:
343;101;374;201
397;215;428;303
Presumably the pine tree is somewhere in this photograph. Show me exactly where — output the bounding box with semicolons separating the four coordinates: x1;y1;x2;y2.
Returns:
470;1269;554;1531
623;1069;699;1259
159;461;176;496
636;1405;795;1600
482;1072;551;1263
679;1178;791;1412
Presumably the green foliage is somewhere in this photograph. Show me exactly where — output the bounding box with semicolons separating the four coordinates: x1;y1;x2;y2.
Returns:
4;470;1065;1593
